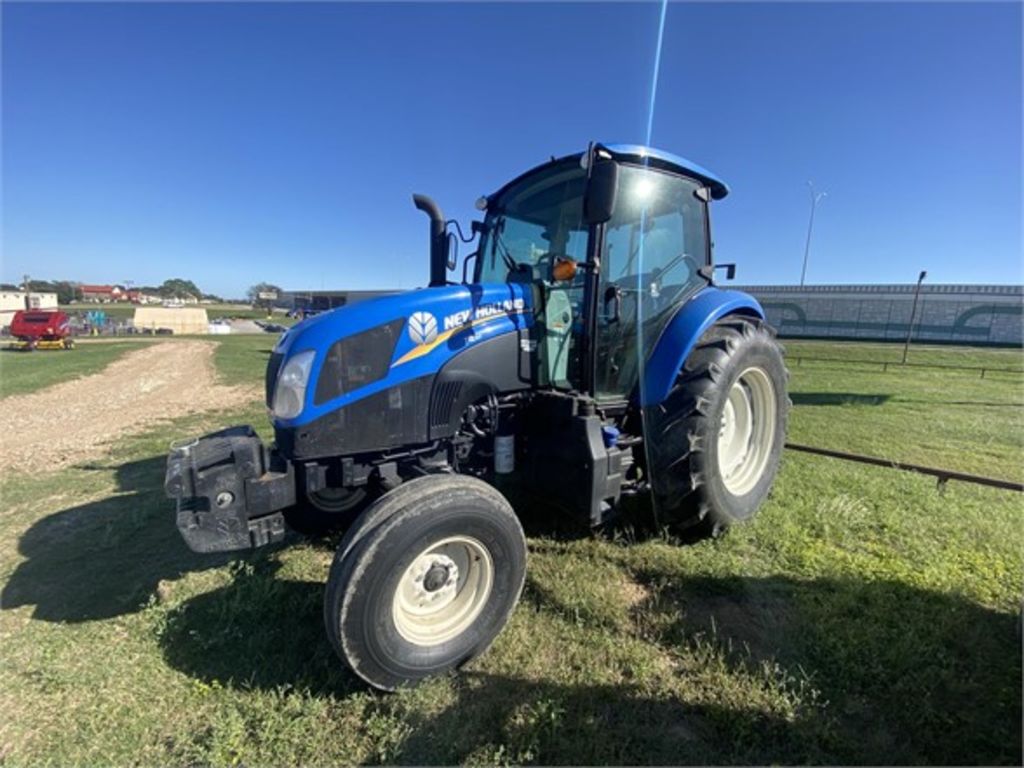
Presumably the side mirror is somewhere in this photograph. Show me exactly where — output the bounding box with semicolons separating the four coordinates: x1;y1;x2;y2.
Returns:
446;234;458;271
584;157;619;225
698;263;737;282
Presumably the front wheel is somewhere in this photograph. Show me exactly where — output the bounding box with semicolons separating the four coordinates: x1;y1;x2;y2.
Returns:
324;475;527;691
647;316;789;535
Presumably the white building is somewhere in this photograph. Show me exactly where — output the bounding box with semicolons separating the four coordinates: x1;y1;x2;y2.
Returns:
0;291;58;329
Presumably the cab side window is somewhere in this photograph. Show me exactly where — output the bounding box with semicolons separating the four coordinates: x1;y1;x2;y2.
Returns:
595;167;708;398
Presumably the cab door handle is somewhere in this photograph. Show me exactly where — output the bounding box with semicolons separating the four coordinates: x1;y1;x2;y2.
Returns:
603;286;622;324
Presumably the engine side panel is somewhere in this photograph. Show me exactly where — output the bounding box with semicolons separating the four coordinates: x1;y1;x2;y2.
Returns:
427;329;535;440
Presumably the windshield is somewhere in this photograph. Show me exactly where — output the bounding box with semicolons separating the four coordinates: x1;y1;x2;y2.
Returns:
476;160;589;283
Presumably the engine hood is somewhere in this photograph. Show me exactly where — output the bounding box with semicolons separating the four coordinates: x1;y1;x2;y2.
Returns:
271;282;534;428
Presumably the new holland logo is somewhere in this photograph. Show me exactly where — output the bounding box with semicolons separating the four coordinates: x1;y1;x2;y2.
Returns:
407;312;438;345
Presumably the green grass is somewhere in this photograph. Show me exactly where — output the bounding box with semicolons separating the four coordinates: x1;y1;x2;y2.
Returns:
785;344;1023;481
0;342;144;399
211;334;278;387
0;341;1020;765
785;339;1023;371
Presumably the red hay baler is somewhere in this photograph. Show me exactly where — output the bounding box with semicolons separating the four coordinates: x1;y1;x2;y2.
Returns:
8;309;75;351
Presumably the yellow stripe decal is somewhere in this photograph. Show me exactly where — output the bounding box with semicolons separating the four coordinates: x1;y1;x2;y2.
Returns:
391;310;526;368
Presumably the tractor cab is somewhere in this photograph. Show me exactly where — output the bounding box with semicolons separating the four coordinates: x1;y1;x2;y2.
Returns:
472;144;729;403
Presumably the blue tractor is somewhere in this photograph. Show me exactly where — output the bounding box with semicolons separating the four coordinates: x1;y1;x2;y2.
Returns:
165;143;788;690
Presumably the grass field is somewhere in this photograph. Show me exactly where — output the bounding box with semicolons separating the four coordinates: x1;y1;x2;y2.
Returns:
0;337;1020;765
211;334;278;386
783;340;1023;481
0;342;145;399
785;338;1024;370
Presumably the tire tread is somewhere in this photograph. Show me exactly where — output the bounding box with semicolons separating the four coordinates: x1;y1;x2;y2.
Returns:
648;316;788;533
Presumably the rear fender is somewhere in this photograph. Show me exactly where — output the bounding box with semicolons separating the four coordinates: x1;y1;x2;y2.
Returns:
638;287;764;407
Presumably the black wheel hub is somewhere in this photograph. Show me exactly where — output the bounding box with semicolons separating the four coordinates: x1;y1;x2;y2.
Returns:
423;564;450;592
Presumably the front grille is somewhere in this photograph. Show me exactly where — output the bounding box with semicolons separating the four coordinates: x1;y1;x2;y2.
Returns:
429;380;463;430
314;318;405;405
265;352;284;407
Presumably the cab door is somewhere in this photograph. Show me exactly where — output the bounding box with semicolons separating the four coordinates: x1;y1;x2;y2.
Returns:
594;165;710;400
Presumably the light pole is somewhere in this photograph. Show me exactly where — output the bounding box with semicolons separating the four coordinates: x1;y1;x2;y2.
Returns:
800;181;827;287
901;270;928;364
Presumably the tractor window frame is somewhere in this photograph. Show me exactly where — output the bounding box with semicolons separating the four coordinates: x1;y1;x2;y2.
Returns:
474;159;589;285
608;161;713;269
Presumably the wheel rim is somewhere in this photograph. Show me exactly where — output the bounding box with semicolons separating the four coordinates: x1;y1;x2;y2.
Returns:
392;535;494;647
308;486;366;514
717;366;776;496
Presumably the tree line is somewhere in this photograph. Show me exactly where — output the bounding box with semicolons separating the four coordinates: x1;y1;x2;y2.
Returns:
1;278;285;305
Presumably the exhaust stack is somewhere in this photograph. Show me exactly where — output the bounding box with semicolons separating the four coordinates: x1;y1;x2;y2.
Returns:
412;194;448;288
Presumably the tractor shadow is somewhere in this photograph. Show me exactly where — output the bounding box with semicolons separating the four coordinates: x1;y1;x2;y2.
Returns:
14;454;1016;763
157;563;361;697
396;671;806;765
1;455;254;623
153;556;1021;764
789;392;891;406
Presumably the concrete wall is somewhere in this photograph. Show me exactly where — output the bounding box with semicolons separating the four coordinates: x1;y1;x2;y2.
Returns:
736;284;1023;346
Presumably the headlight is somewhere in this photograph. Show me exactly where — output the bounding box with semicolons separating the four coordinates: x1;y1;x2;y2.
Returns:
272;350;315;420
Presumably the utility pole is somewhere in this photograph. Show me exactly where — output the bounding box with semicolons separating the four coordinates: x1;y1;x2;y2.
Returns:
800;181;827;287
901;270;928;364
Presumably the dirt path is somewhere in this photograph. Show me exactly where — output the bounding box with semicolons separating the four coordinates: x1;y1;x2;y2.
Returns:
0;342;260;474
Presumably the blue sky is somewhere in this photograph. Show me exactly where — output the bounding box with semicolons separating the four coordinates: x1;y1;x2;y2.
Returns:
3;2;1021;298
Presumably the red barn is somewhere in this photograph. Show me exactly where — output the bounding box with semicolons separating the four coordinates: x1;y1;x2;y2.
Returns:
79;285;125;302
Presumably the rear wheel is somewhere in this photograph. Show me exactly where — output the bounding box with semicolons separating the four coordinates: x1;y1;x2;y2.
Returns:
647;316;788;535
324;475;527;691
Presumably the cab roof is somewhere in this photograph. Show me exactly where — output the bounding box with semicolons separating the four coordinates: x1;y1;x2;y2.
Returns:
488;142;729;204
603;144;729;200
